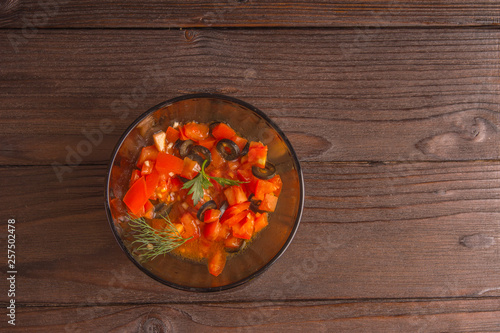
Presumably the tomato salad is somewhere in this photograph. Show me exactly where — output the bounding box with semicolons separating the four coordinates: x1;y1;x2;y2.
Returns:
116;121;282;277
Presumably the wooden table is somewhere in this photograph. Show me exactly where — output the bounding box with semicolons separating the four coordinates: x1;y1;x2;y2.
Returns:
1;1;500;331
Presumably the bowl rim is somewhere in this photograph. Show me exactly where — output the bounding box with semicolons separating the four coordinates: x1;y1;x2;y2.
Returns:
104;93;304;292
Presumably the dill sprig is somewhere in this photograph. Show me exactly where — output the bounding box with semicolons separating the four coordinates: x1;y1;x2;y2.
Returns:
127;214;192;260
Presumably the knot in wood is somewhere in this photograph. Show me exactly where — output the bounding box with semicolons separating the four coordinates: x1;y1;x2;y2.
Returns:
459;233;495;249
141;317;171;333
184;29;196;42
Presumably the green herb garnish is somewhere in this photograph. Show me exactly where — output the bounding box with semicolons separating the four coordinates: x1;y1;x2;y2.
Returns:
128;214;192;260
182;160;247;205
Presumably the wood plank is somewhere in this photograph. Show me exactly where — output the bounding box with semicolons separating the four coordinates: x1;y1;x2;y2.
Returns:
1;1;500;28
0;29;498;165
1;162;499;303
9;298;500;332
303;161;500;223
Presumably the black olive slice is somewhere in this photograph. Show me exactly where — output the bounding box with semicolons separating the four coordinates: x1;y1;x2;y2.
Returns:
252;162;276;180
240;142;250;157
154;202;173;218
190;145;212;167
219;201;229;216
173;138;184;151
216;139;240;161
197;200;217;222
248;194;265;213
179;139;195;158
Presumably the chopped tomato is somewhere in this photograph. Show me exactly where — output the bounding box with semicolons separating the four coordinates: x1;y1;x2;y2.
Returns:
179;212;200;240
204;209;221;223
156;177;170;193
208;168;223;178
155;152;184;175
170;177;183;192
232;212;255;239
181;157;200;180
144;200;155;219
221;209;248;227
210;147;225;170
269;175;282;197
203;220;221;241
212;123;236;140
178;125;189;141
141;160;154;176
239;155;249;165
258;193;278;212
144;170;160;198
220;201;251;224
174;223;184;235
166;126;180;143
183;122;209;142
226;170;237;181
224;236;243;251
236;168;253;182
254;179;277;201
227;160;241;171
247;141;267;168
123;176;148;214
130;169;141;186
231;135;248;151
236;167;256;194
208;248;226;277
224;185;248;206
217;223;231;241
254;213;268;233
134;205;146;218
137;145;159;168
198;137;217;150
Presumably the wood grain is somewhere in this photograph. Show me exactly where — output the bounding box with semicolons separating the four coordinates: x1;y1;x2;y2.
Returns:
1;162;498;304
1;2;500;329
0;29;498;165
9;298;500;332
1;1;500;28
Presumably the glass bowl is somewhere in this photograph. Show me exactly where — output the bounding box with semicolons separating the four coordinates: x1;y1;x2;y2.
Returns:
105;93;304;291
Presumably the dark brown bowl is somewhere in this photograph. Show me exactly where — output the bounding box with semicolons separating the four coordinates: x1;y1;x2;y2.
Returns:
105;93;304;291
